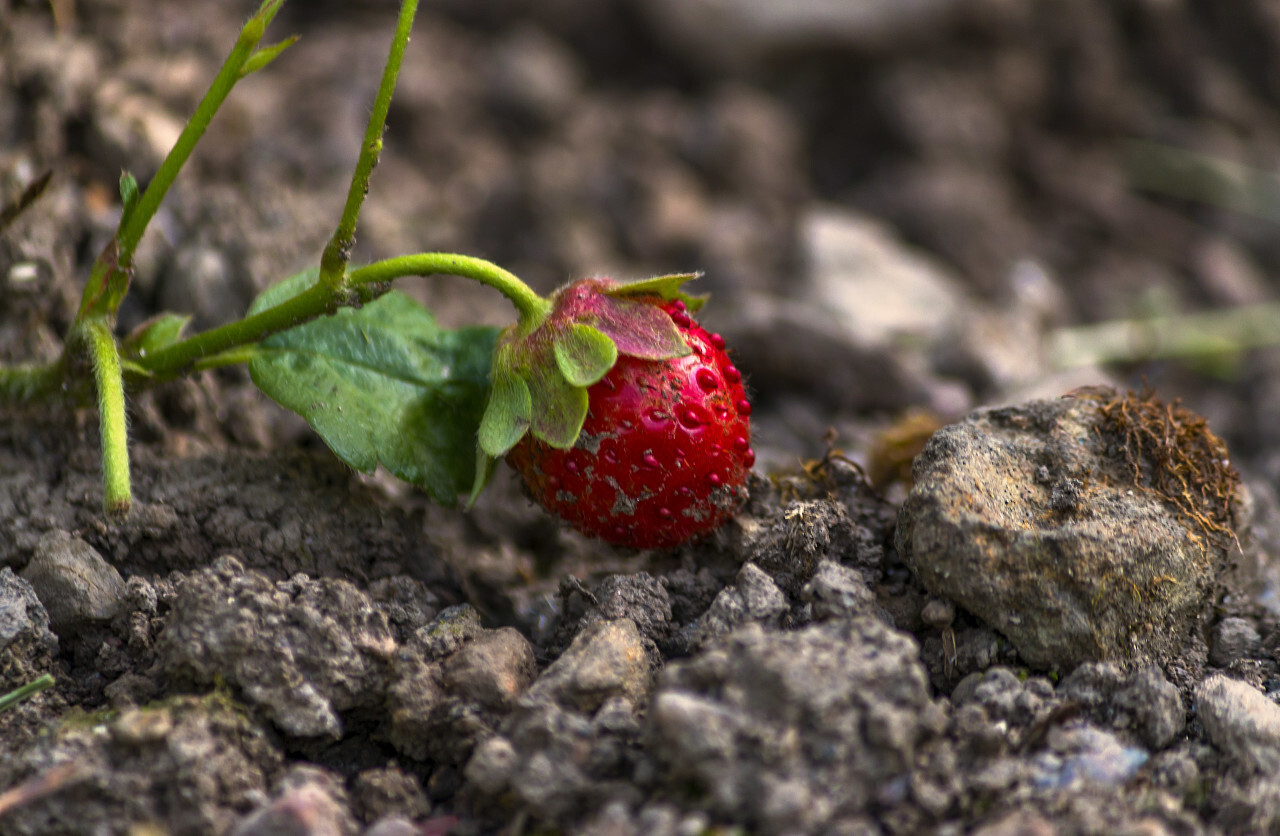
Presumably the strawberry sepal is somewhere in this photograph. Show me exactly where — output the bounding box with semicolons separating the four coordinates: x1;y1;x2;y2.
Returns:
605;271;708;312
473;273;711;501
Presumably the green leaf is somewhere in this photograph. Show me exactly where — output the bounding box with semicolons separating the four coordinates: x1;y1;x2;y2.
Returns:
241;36;299;77
553;323;617;386
119;171;140;228
247;266;320;314
478;366;532;457
121;312;191;360
248;289;499;505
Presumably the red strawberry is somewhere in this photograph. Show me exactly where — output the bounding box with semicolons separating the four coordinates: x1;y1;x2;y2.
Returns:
472;273;752;549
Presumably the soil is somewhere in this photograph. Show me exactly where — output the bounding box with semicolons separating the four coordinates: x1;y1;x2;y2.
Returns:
5;0;1280;834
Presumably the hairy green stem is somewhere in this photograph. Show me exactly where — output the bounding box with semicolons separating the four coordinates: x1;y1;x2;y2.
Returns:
83;320;131;514
133;254;543;380
319;0;419;287
117;2;282;259
132;281;334;380
348;254;551;322
77;0;283;322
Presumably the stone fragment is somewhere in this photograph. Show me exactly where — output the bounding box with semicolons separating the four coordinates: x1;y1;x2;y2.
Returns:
575;573;672;647
527;619;653;713
640;0;961;71
685;562;787;650
1197;675;1280;774
0;694;281;835
1114;666;1185;750
1210;616;1262;667
21;530;125;637
897;397;1229;669
440;627;537;711
802;559;878;622
0;567;58;680
1059;663;1185;750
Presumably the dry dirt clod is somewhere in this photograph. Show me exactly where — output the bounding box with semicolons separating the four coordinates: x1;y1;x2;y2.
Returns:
897;393;1241;671
648;617;941;835
154;556;398;739
0;694;284;835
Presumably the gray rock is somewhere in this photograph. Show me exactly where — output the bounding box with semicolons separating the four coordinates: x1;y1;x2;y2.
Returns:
0;567;57;656
1058;661;1126;709
686;562;787;649
1210;616;1262;667
158;244;256;330
21;530;126;637
485;26;582;127
154;557;397;739
567;573;673;649
1030;725;1149;790
350;766;431;824
897;397;1224;669
649;618;940;834
920;597;956;629
231;765;355;836
745;497;883;595
382;656;448;763
802;559;878;621
714;291;940;413
469;694;645;823
0;566;58;700
527;619;654;713
1059;662;1185;750
385;611;541;765
466;736;520;796
1197;675;1280;774
802;207;969;348
440;627;537;711
412;604;483;661
1114;666;1185;750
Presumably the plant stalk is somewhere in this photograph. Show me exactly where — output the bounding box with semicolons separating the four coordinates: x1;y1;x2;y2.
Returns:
82;320;131;514
133;254;545;380
0;674;55;713
76;0;284;322
319;0;419;287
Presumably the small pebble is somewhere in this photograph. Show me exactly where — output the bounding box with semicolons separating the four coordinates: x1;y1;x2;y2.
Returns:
1197;675;1280;774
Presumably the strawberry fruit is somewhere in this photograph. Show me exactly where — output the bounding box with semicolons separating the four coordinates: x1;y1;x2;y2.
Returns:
473;273;752;549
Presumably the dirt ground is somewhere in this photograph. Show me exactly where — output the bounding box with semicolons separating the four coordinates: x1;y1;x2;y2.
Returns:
6;0;1280;834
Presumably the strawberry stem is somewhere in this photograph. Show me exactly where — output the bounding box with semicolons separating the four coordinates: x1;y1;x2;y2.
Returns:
130;254;548;382
347;254;552;324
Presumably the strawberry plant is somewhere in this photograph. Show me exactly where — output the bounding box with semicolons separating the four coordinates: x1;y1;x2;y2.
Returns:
0;0;752;549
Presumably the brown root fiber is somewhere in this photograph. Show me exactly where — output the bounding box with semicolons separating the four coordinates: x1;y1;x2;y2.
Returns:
1090;387;1241;554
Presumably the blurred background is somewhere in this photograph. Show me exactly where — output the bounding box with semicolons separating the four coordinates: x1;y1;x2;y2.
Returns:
7;0;1280;485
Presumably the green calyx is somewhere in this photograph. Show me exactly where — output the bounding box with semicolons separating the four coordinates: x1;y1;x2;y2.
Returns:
468;272;705;505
